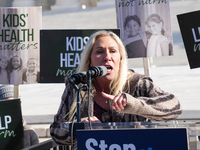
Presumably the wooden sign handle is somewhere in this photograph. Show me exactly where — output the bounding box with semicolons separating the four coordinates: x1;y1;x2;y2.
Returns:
14;85;19;98
143;57;151;77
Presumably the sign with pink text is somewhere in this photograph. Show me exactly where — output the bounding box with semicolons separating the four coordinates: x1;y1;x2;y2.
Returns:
177;10;200;69
115;0;173;59
0;7;41;85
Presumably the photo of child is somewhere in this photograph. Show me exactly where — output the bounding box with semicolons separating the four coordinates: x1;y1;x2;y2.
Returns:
116;0;173;59
0;7;41;85
9;55;24;85
145;13;172;57
0;55;10;84
123;15;147;58
23;58;40;84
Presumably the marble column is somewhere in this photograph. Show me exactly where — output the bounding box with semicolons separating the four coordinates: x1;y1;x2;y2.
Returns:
0;0;8;7
79;0;98;8
12;0;35;7
51;0;80;10
36;0;51;11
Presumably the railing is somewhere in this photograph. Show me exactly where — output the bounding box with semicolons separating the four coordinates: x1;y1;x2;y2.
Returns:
22;139;71;150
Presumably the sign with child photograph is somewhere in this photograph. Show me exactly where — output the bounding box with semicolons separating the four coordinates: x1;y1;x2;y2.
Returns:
40;29;120;83
115;0;173;59
177;10;200;69
0;7;42;85
0;98;24;149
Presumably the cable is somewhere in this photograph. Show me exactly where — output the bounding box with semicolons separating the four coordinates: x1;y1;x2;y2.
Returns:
70;116;76;149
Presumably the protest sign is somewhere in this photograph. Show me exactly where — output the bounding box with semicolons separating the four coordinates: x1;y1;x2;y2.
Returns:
0;98;24;149
40;29;120;83
177;10;200;69
115;0;173;58
0;7;42;85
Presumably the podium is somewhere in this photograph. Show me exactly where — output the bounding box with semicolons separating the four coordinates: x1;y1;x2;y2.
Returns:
62;121;200;150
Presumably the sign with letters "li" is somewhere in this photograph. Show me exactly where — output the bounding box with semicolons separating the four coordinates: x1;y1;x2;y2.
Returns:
177;10;200;69
77;128;188;150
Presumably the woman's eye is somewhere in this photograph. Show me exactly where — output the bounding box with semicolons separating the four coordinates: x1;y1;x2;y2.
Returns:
111;49;116;53
96;49;104;54
97;50;103;54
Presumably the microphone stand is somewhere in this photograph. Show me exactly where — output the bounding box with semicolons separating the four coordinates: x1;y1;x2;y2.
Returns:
66;66;107;146
68;78;87;138
67;69;93;137
77;85;87;122
68;77;87;123
87;70;92;129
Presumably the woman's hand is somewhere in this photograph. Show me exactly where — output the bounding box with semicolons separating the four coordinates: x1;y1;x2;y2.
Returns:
82;116;101;123
102;92;127;111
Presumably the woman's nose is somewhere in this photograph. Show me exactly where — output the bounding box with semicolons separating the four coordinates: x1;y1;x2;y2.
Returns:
104;51;111;61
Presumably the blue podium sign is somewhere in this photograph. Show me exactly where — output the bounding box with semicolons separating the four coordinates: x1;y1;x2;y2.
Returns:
77;128;188;150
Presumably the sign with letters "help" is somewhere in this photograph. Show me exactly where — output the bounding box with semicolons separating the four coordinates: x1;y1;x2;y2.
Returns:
77;128;188;150
177;10;200;69
0;98;24;149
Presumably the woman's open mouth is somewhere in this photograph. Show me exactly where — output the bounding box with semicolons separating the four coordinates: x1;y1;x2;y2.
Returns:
105;65;113;73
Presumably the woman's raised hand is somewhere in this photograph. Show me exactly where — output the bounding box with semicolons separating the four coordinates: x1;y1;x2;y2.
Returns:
102;92;127;111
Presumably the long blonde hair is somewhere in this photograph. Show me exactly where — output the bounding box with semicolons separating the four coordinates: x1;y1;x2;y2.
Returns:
67;30;129;121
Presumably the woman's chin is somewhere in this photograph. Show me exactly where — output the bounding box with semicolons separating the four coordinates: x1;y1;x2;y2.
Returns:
96;75;113;82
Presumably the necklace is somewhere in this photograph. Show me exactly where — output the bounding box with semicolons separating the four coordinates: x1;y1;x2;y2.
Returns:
95;92;110;110
98;97;109;110
96;89;109;104
95;85;110;109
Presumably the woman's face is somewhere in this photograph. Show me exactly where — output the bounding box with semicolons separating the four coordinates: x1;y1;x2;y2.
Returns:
126;19;140;37
0;59;8;69
90;36;121;82
12;56;20;69
147;21;162;35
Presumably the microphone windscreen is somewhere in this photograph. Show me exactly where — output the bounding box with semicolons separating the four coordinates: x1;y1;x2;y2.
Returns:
99;66;107;76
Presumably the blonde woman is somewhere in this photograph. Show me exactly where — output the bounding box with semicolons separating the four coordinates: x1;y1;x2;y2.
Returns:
50;30;181;149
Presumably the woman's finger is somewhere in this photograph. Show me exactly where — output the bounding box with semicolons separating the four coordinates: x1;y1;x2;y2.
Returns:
101;92;127;111
101;92;115;100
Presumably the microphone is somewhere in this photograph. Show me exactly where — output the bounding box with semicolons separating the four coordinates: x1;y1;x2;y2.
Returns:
70;72;87;85
88;66;107;78
69;66;107;85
